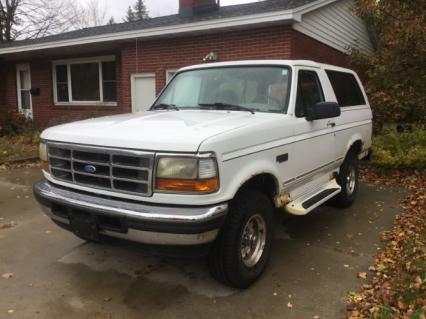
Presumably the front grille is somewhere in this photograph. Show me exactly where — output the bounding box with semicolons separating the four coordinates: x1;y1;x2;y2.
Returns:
47;143;154;196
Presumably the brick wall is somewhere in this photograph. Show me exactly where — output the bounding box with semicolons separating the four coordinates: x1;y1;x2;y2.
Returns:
0;63;6;119
28;58;124;127
0;62;18;123
0;24;348;126
120;25;294;112
291;30;348;66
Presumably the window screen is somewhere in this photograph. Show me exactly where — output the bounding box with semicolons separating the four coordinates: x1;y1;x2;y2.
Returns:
326;70;365;107
295;70;325;117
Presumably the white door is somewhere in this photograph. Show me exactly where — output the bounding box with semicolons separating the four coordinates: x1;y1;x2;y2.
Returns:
131;73;156;113
291;68;336;181
16;64;33;119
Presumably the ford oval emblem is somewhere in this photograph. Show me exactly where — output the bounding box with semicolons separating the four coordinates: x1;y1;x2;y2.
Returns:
84;164;97;174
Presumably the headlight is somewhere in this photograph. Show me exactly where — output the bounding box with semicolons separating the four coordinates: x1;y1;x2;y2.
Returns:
157;158;198;179
39;142;49;171
155;156;219;193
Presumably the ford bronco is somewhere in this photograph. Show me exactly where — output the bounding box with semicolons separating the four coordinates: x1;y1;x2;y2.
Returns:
34;60;372;288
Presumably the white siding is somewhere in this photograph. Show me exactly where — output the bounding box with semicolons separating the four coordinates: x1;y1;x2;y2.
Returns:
293;0;374;54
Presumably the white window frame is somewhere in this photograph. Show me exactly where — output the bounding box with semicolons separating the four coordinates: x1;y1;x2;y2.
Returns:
166;69;178;83
16;63;33;119
52;55;117;106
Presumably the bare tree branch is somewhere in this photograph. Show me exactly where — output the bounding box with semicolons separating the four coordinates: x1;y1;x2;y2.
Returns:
0;0;108;43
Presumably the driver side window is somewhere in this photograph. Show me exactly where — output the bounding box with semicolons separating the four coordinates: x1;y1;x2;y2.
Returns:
295;70;325;118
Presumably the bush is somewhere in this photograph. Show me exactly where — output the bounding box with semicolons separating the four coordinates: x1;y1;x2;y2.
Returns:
350;0;426;126
372;126;426;169
0;111;37;137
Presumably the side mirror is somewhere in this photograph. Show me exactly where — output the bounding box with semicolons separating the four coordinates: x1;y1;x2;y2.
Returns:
306;102;341;121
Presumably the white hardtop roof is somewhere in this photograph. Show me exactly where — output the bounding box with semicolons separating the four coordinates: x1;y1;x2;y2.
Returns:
179;60;355;73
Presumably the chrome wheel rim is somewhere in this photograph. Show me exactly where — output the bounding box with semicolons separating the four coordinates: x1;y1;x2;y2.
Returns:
346;165;357;195
240;214;266;268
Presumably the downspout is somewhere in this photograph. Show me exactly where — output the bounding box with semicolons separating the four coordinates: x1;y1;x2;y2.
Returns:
135;38;139;73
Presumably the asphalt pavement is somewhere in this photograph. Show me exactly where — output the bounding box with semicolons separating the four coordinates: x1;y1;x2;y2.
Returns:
0;168;404;319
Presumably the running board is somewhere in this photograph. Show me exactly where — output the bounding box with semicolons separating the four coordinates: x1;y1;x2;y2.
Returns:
286;180;341;216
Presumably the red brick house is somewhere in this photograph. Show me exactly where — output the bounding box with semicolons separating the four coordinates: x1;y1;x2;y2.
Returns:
0;0;373;126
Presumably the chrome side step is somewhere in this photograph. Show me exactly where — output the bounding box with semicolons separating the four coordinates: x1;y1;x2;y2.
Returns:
286;180;341;216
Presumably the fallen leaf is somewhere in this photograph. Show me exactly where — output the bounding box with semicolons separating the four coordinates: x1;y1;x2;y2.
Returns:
2;273;13;279
357;272;367;279
347;292;363;303
0;222;16;230
376;263;387;272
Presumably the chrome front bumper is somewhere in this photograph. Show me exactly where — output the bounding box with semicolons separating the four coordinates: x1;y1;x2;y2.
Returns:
34;180;228;246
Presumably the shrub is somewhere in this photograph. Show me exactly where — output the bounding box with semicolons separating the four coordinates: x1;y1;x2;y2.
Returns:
0;111;37;137
350;0;426;126
372;126;426;169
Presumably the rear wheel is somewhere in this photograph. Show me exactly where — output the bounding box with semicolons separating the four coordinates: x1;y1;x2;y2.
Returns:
208;190;274;289
334;151;359;207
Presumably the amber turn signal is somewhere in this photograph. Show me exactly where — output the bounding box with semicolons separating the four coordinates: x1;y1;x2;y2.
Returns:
156;177;219;193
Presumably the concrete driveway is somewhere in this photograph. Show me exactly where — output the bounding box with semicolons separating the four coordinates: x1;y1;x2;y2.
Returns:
0;168;404;319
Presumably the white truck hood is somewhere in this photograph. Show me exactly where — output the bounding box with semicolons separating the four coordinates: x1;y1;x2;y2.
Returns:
42;110;266;152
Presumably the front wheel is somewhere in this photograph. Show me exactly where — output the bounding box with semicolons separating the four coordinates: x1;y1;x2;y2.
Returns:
208;190;274;289
334;151;359;207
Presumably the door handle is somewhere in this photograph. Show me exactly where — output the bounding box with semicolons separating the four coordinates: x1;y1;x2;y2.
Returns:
327;121;336;128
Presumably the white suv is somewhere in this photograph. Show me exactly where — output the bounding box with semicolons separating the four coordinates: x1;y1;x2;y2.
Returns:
34;60;372;288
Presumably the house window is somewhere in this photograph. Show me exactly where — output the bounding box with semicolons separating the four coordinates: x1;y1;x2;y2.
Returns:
53;56;117;105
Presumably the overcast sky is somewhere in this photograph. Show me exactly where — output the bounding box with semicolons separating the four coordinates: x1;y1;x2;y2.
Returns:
96;0;258;21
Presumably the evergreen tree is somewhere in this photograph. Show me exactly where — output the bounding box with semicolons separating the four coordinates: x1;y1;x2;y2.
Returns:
133;0;149;20
124;0;148;22
107;16;115;25
124;6;136;22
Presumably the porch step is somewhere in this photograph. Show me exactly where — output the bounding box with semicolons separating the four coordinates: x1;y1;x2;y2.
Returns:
286;179;341;216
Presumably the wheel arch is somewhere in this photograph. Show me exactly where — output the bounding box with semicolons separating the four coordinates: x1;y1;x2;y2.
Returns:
346;136;364;157
236;173;279;204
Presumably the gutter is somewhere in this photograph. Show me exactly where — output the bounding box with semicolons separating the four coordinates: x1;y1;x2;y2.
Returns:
0;11;295;56
0;0;336;56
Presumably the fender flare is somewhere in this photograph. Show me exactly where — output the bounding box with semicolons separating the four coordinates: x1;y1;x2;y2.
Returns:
224;159;280;200
345;134;364;155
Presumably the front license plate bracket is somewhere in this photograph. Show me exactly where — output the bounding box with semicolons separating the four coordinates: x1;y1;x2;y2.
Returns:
70;210;99;241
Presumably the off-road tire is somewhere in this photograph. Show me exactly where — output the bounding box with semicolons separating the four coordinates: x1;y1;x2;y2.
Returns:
208;190;274;289
334;151;359;208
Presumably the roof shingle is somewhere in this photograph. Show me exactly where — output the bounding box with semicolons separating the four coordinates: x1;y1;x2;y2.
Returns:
0;0;318;49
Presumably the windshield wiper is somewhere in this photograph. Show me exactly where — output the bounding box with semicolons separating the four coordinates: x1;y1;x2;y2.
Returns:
198;102;255;114
152;103;180;111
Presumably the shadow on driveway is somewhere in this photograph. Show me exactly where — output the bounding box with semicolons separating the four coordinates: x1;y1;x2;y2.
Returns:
0;168;405;319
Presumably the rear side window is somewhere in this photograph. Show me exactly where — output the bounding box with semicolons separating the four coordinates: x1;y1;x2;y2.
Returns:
326;70;366;107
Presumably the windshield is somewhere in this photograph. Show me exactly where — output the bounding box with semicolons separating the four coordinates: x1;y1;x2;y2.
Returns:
153;66;292;113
